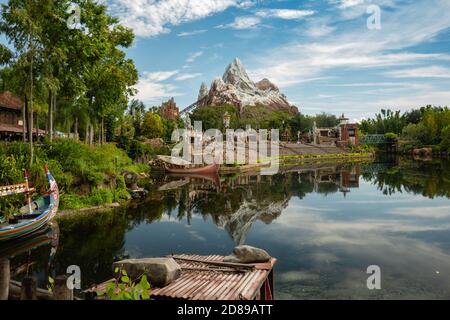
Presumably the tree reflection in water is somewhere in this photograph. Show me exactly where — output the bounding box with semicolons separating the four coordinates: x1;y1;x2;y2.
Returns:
2;158;449;296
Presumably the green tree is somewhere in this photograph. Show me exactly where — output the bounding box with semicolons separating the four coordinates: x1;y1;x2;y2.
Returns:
128;99;146;137
440;125;450;152
0;0;47;164
314;113;339;128
191;104;239;131
402;123;428;144
162;119;177;141
422;108;438;144
142;112;164;139
1;0;138;148
359;109;404;134
289;113;314;134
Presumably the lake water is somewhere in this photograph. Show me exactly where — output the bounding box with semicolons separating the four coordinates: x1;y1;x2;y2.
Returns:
2;157;450;299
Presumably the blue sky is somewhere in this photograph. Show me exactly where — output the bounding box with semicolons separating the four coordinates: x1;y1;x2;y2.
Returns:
2;0;450;120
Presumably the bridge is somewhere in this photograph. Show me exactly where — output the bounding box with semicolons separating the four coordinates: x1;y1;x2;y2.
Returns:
359;134;391;145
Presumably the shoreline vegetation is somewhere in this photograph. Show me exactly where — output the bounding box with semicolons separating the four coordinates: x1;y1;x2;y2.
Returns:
0;140;149;213
0;0;447;223
0;138;375;214
220;152;375;173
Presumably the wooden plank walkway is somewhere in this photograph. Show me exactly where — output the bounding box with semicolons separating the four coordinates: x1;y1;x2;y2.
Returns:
86;254;276;300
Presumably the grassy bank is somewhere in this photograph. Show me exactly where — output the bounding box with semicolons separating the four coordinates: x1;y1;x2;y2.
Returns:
219;151;374;173
0;140;149;212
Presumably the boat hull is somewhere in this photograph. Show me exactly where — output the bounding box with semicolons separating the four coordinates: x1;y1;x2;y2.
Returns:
165;163;219;175
0;168;59;242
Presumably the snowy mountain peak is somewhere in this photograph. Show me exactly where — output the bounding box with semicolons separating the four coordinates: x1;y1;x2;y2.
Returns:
222;58;256;91
198;58;298;115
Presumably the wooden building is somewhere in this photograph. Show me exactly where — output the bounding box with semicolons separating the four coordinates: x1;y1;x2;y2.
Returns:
0;91;44;140
313;113;359;146
0;91;24;140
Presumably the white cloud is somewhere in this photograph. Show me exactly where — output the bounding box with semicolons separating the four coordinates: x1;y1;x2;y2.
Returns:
134;71;182;104
334;0;365;9
177;29;207;37
368;90;450;109
249;0;450;88
217;8;315;30
255;9;315;20
305;23;336;37
175;73;202;81
318;94;336;99
144;70;179;82
186;51;204;63
109;0;257;37
384;66;450;79
217;16;261;29
388;206;450;219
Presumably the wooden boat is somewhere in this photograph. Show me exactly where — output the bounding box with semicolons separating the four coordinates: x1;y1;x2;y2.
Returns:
0;166;59;242
165;163;219;174
0;221;59;260
167;172;221;188
156;155;219;175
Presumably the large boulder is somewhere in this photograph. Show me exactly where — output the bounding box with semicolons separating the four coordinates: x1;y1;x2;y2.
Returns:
123;171;139;189
224;245;271;264
413;148;432;157
112;258;181;287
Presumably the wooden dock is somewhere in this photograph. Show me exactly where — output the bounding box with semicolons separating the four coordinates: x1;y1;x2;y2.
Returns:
86;254;276;300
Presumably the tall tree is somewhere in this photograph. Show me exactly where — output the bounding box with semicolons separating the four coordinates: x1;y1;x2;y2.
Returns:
1;0;138;147
0;0;47;164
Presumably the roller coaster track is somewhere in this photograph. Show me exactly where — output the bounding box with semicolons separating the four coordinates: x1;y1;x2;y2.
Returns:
180;96;209;114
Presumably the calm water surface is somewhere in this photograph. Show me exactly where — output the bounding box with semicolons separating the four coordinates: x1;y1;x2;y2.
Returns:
3;158;450;299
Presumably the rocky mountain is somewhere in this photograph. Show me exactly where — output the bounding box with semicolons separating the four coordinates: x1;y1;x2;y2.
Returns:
198;82;209;101
198;58;298;115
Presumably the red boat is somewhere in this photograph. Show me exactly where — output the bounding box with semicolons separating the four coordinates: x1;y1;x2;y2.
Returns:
165;163;219;174
156;155;219;175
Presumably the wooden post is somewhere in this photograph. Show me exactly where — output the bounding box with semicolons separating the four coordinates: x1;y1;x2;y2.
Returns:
20;276;37;300
0;259;9;300
54;275;73;300
24;170;32;214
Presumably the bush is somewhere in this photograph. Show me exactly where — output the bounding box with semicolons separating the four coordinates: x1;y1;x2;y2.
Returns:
385;132;398;141
0;140;137;211
142;112;164;138
118;136;169;162
440;125;450;152
402;123;428;145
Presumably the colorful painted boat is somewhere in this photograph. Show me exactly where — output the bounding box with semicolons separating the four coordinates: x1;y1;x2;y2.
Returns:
0;166;59;242
0;221;59;260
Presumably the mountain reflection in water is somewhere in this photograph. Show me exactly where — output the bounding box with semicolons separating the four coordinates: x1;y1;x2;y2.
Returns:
1;158;450;299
